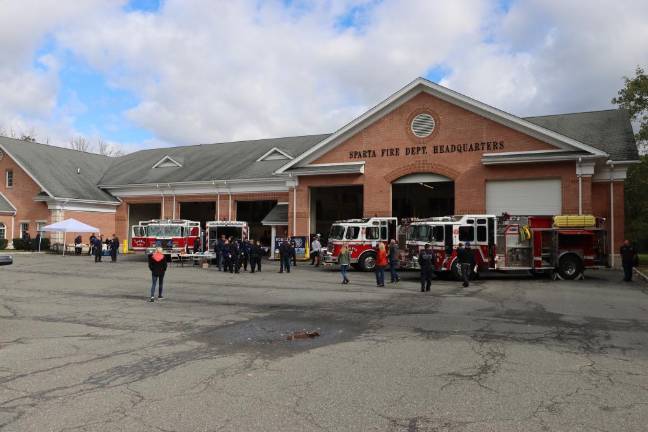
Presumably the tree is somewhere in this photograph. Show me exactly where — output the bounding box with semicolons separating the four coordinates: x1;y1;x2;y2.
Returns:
69;136;92;152
96;137;123;156
612;66;648;154
613;66;648;251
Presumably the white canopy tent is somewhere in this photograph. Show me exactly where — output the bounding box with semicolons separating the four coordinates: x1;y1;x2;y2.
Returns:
42;218;99;255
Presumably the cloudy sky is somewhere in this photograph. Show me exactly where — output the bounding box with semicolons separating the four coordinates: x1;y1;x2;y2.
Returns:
1;0;647;152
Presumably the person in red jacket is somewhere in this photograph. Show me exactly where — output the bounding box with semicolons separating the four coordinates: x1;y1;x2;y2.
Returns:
148;248;168;302
375;243;388;287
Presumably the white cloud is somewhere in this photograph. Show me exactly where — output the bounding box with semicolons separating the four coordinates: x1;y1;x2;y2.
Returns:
1;0;647;149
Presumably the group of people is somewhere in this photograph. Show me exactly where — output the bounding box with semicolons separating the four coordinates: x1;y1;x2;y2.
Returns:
214;235;264;273
338;239;476;292
20;230;42;251
75;233;120;263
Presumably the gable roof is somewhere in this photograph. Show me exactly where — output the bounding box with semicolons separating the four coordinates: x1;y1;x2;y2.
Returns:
99;134;329;187
276;77;611;173
524;109;638;161
0;137;118;202
0;191;16;214
256;147;293;162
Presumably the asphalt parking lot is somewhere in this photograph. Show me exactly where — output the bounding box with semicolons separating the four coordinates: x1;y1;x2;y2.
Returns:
1;254;648;431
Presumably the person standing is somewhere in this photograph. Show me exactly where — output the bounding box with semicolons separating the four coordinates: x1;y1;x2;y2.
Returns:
148;247;167;302
311;235;322;267
249;239;259;273
88;233;96;256
93;235;103;263
110;234;119;262
375;243;388;287
22;230;31;251
231;238;241;273
388;239;400;283
620;239;638;282
74;235;83;255
338;243;350;284
457;242;475;288
222;239;232;273
216;235;225;271
290;239;298;266
279;239;292;273
241;239;250;271
193;236;201;254
418;243;435;292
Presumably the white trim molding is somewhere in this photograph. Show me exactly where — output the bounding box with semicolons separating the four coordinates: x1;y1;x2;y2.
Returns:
0;143;54;197
152;155;183;169
256;147;294;162
104;178;291;198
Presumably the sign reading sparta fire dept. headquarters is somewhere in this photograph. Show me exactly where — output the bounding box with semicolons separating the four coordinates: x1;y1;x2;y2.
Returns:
348;140;505;160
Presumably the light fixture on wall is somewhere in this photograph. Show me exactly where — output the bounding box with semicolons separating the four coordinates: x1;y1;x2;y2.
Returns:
418;182;435;190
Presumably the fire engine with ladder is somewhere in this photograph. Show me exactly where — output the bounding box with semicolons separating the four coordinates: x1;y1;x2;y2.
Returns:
400;214;608;280
322;217;398;271
131;219;201;255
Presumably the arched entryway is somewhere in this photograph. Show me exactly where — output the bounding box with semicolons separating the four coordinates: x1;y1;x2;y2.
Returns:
391;173;454;219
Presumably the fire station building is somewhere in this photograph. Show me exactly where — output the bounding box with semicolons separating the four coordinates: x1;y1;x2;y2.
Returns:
0;78;639;259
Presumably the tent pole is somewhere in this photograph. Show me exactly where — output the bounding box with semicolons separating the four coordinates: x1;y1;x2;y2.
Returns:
63;232;66;256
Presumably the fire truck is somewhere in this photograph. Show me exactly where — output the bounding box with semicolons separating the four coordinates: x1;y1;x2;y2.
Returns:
131;219;201;255
206;221;249;252
322;217;398;271
400;214;608;280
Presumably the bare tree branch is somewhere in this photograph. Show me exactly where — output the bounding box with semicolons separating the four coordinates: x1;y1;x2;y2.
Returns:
69;136;92;152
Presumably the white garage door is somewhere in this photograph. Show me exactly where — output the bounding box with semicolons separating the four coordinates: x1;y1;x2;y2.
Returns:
486;179;562;215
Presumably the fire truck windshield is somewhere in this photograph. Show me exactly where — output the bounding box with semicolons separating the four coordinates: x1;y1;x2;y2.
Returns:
410;225;431;242
147;225;182;238
329;225;346;240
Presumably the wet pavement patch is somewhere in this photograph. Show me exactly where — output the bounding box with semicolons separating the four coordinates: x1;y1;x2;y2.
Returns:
190;310;369;358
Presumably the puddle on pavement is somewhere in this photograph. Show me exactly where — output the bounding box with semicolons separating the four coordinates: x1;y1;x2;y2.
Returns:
190;310;370;358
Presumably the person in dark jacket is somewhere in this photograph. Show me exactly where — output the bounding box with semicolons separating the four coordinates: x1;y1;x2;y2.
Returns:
148;247;167;302
279;239;292;273
93;235;103;263
241;239;250;271
388;239;400;283
620;239;638;282
74;235;83;255
230;238;241;273
249;240;261;273
216;235;225;271
222;239;232;273
110;234;119;262
193;236;201;254
457;242;475;287
418;243;435;292
290;239;298;266
88;233;96;256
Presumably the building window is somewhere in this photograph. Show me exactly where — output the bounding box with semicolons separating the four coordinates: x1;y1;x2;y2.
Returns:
36;221;46;233
0;223;5;240
20;222;29;235
6;170;13;188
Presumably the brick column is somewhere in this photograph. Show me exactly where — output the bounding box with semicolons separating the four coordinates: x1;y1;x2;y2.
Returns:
49;208;65;244
363;180;390;217
289;183;310;237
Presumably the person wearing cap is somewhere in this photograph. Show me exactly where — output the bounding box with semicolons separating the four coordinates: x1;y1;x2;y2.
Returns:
456;242;475;287
148;247;167;302
418;243;435;292
310;234;322;267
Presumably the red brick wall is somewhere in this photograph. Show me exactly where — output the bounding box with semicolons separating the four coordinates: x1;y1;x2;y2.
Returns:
290;92;586;236
62;210;116;243
0;152;51;238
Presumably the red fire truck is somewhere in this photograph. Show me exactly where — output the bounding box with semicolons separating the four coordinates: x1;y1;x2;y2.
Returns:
322;217;398;271
400;214;608;280
131;219;201;255
206;221;249;252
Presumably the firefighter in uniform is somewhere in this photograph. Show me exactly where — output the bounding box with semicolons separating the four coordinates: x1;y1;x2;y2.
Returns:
620;239;638;282
457;242;475;288
222;239;232;273
230;237;240;273
418;243;435;292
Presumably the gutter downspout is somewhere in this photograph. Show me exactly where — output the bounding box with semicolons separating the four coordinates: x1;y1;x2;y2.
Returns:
157;184;165;219
577;157;582;215
607;160;615;268
291;174;297;237
214;180;220;221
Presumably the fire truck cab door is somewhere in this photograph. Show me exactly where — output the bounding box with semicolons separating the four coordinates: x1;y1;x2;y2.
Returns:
444;225;453;254
388;220;397;241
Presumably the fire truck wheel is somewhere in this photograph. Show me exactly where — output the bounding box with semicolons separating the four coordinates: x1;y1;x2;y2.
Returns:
358;252;377;272
558;254;583;280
